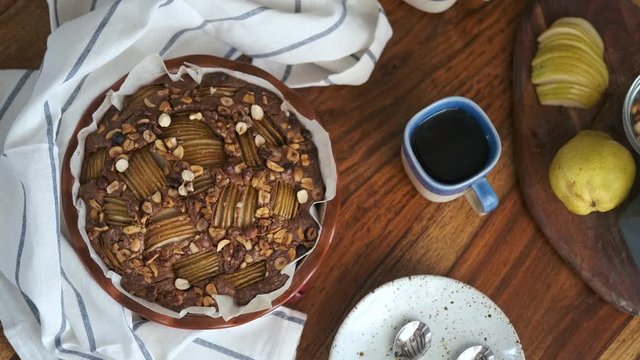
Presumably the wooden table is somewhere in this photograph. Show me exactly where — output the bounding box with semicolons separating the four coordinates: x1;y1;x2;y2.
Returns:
1;0;639;359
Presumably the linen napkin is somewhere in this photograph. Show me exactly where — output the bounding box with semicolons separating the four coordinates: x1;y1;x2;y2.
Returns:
0;1;392;359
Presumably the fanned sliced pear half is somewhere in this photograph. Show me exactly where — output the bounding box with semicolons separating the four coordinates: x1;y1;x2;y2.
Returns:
81;148;106;184
103;196;135;226
535;83;600;109
531;17;607;109
548;17;604;55
119;147;167;200
273;181;299;219
145;208;198;253
222;261;266;289
172;250;221;284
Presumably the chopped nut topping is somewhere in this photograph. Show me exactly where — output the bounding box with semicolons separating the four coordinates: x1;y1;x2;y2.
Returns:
256;207;270;218
143;129;156;143
254;134;266;147
258;190;270;205
189;242;199;254
108;146;124;158
123;225;143;235
274;257;288;271
122;123;134;134
181;96;192;104
115;158;129;172
220;97;234;106
129;238;140;252
143;98;155;108
182;169;195;182
155;139;168;152
159;101;172;112
178;183;188;196
235;122;248;135
251;104;264;120
190;165;204;177
189;112;203;121
203;296;216;307
158;113;172;127
174;278;190;290
151;191;162;203
243;93;255;104
300;177;314;190
173;145;184;159
106;180;120;194
206;283;217;296
293;167;304;182
297;189;308;204
266;160;284;172
301;154;310;166
216;239;231;252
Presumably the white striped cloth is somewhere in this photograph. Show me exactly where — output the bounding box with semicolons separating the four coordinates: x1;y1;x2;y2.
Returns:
0;1;392;359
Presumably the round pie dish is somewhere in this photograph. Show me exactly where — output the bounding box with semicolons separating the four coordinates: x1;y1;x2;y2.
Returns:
61;55;340;329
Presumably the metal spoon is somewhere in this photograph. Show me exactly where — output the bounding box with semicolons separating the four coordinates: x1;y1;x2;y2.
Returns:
392;320;432;359
456;345;495;360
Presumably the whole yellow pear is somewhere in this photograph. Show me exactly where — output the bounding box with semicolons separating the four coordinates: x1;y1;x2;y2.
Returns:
549;130;636;215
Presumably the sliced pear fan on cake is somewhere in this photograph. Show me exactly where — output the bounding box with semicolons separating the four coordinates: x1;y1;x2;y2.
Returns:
238;131;262;167
222;261;267;289
81;148;106;184
159;117;227;167
252;115;285;146
172;250;222;284
273;181;298;219
119;146;167;200
103;197;135;226
190;174;215;196
144;208;198;253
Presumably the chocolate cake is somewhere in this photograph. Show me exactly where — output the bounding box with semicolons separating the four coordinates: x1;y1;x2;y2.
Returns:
78;72;324;311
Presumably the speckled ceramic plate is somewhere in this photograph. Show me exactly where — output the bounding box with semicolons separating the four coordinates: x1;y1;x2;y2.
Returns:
329;275;524;360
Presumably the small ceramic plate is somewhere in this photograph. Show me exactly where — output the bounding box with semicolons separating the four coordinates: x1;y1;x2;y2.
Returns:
330;275;524;360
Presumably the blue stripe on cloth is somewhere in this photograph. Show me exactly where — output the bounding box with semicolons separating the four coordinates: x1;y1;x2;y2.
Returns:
90;0;98;11
159;0;173;8
57;73;90;139
269;310;305;325
193;338;255;360
295;0;301;13
46;102;102;360
61;269;97;352
250;0;347;59
133;319;148;331
364;49;378;63
53;0;60;28
0;70;34;123
350;54;361;61
124;310;154;360
281;65;293;83
159;6;270;56
223;47;237;59
15;182;41;324
64;0;122;82
324;78;335;85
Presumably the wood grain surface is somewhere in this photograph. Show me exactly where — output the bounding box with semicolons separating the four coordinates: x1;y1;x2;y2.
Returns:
513;0;640;316
1;0;639;359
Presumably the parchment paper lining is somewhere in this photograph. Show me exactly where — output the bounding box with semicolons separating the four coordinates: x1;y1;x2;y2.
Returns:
70;54;337;321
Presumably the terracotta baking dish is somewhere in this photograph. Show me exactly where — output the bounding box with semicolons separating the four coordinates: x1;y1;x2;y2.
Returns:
60;55;340;329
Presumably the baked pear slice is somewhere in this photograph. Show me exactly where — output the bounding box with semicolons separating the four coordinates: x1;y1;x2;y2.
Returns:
222;261;266;289
119;147;167;200
252;116;285;146
273;181;299;219
145;208;198;253
81;148;106;184
212;184;240;229
103;196;134;226
172;250;221;284
234;186;258;228
238;131;262;167
191;174;215;196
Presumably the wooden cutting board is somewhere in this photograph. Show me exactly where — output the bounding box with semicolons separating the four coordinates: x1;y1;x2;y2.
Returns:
513;0;640;315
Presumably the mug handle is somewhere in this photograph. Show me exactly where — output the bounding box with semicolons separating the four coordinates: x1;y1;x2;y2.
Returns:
464;177;499;215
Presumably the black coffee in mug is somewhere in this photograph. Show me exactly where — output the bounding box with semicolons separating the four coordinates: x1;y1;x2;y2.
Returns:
410;108;490;185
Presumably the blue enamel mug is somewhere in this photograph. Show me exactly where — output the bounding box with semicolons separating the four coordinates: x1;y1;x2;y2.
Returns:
401;96;501;215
